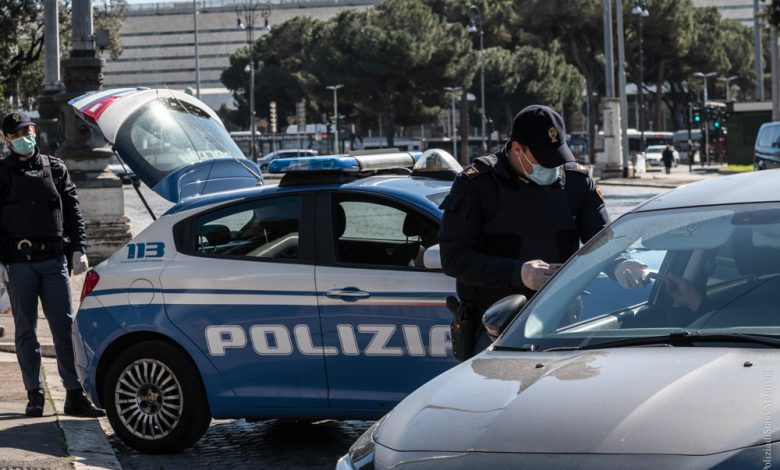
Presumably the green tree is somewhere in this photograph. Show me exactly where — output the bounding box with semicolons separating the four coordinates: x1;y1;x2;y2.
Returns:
624;0;694;130
658;6;753;128
0;1;43;109
766;0;780;29
94;0;128;60
1;0;127;113
718;18;755;101
516;0;605;163
423;0;518;50
221;16;318;129
305;0;475;147
481;44;584;136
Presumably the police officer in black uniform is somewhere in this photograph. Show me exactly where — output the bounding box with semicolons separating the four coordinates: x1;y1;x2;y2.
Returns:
439;105;610;360
0;112;103;417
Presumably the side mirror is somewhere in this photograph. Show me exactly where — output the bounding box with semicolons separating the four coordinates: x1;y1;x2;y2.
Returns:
423;244;442;270
483;294;527;341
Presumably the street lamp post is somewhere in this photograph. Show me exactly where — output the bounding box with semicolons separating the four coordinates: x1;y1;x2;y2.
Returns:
616;0;630;177
326;84;343;153
444;86;462;158
694;71;717;103
694;71;716;166
467;5;487;152
718;75;738;101
236;1;271;162
632;1;649;154
194;0;200;98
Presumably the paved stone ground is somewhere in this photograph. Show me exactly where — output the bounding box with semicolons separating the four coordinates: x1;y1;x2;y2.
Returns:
0;353;73;470
0;273;120;470
105;419;371;469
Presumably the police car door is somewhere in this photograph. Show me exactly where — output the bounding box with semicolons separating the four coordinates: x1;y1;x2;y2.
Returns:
315;193;456;412
161;193;328;409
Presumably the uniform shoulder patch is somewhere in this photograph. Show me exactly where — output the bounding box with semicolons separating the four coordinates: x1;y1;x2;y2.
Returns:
462;163;486;179
461;155;496;179
564;162;590;175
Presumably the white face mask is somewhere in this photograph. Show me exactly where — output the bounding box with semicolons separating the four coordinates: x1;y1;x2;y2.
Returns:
520;148;560;185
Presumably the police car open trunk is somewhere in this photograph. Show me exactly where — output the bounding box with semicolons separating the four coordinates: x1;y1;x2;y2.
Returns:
69;88;262;204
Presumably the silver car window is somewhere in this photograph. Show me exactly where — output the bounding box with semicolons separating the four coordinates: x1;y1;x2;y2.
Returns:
499;203;780;349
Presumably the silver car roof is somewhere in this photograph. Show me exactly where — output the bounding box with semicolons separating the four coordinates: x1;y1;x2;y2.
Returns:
634;170;780;213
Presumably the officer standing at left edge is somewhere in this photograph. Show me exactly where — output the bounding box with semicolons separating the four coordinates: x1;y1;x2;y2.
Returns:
0;112;104;417
439;105;610;360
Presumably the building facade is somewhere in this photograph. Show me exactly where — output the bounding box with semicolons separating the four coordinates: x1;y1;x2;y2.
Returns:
103;0;380;110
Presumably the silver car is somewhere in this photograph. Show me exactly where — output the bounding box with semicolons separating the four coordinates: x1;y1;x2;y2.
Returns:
256;148;317;170
339;169;780;469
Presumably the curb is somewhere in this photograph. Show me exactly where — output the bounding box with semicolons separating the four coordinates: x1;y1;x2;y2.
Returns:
596;179;693;189
0;342;57;358
43;362;122;470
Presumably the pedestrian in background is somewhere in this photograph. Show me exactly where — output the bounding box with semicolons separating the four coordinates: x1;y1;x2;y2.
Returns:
438;105;611;360
662;144;675;174
0;112;103;417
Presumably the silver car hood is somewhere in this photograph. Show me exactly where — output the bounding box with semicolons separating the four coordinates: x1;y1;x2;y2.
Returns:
377;347;780;455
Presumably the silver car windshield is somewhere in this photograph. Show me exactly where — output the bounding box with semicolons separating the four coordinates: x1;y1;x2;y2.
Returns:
499;203;780;349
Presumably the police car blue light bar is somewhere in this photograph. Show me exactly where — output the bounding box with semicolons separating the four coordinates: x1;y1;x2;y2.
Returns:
267;152;417;174
268;156;359;173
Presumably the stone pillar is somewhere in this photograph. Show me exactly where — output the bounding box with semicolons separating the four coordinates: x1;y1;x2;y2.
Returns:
594;98;624;179
36;0;61;155
54;0;131;262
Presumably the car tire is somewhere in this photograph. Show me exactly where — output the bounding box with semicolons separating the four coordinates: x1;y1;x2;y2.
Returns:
103;341;211;454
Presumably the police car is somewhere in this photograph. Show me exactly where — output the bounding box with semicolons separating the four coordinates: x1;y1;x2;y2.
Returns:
68;88;460;453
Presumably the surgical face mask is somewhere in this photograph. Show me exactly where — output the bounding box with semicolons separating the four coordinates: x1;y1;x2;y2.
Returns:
520;148;560;186
10;135;36;156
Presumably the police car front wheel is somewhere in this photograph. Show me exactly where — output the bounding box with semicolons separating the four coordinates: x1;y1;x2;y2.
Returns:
103;341;211;453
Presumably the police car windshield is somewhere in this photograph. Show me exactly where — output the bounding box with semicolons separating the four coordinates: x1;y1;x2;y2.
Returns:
496;203;780;351
128;98;245;173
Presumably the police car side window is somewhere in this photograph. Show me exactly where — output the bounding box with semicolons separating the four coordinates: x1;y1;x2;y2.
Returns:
192;196;302;260
333;198;438;268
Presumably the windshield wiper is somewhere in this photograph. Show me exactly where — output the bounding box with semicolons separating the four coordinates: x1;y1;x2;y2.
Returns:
492;343;540;352
545;330;780;351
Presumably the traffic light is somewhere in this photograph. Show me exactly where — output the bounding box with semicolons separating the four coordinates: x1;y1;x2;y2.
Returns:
692;107;702;124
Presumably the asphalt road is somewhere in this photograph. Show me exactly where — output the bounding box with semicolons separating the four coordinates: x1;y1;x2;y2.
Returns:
111;181;669;468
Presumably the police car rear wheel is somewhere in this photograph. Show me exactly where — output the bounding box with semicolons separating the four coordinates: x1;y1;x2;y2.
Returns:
104;341;211;453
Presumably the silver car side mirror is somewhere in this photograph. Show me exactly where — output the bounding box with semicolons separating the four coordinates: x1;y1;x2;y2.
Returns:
483;294;527;341
423;244;442;270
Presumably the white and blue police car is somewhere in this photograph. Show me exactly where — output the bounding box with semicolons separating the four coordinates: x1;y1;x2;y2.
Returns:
68;88;461;453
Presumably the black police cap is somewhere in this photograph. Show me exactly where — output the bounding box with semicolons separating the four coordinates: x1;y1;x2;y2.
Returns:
2;112;34;136
510;104;574;168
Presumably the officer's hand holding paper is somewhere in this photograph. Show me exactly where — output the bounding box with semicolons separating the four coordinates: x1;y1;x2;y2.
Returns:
72;251;88;275
614;259;653;289
521;259;562;291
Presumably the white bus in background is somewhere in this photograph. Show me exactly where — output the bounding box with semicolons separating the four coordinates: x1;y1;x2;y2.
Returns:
673;129;702;163
595;129;674;159
357;136;422;152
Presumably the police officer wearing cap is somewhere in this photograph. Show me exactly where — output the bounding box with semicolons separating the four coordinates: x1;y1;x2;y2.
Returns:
439;105;610;360
0;111;103;417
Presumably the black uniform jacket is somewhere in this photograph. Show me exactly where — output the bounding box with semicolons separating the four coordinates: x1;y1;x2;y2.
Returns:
438;145;609;312
0;148;87;261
